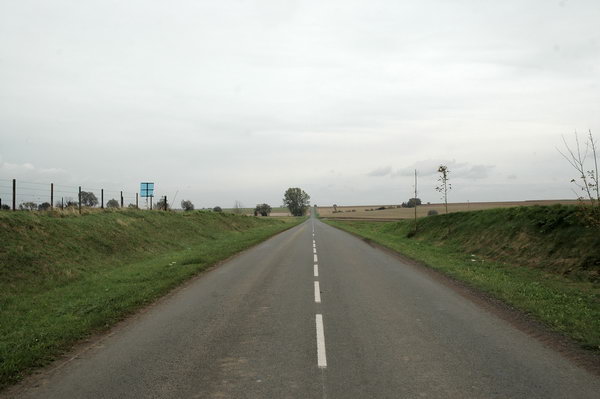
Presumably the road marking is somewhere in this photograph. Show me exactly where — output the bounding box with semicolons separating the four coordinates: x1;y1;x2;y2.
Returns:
314;254;318;262
314;264;318;277
313;248;317;254
315;314;327;368
314;281;321;303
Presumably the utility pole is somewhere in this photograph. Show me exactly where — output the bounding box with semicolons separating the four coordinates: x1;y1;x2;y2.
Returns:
414;169;418;233
12;179;16;211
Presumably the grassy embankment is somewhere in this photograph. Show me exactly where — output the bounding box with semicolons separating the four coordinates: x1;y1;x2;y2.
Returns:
0;210;303;389
325;205;600;351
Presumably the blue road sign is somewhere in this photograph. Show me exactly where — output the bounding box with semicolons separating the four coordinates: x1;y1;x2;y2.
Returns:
140;182;154;197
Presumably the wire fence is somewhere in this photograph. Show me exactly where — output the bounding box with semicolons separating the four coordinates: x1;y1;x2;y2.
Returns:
0;178;170;212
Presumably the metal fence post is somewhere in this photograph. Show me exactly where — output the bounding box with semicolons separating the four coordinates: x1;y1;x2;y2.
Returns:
51;183;54;209
120;191;123;208
78;186;82;214
12;179;16;211
101;189;104;209
164;195;167;211
136;193;139;209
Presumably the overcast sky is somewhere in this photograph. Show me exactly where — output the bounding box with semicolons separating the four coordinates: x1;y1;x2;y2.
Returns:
1;0;599;208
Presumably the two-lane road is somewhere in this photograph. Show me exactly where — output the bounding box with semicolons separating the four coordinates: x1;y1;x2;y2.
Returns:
10;213;600;398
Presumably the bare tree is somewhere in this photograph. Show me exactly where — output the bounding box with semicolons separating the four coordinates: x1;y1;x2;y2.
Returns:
233;200;244;214
559;131;599;204
435;165;451;214
559;130;600;226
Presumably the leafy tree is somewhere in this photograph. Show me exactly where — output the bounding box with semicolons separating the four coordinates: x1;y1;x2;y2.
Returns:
80;191;98;207
106;199;120;208
213;206;223;212
1;204;9;210
435;165;451;214
19;202;37;211
283;187;310;216
254;203;272;216
181;200;194;211
38;202;51;211
401;198;421;208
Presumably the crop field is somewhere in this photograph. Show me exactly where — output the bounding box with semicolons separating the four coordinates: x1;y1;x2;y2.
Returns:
318;200;582;220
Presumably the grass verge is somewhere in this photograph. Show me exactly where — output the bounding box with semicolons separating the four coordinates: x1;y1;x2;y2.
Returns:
0;210;304;390
324;206;600;352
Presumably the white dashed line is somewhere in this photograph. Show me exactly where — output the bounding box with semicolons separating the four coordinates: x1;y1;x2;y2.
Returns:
315;314;327;368
314;281;321;303
314;264;319;277
313;248;317;254
314;254;318;262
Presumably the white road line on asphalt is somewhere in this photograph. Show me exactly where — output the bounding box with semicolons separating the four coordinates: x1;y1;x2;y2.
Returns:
314;264;319;277
314;281;321;303
315;314;327;368
314;254;318;262
313;248;317;254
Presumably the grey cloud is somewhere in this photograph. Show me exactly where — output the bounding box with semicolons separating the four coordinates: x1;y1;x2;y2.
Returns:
457;164;496;180
367;166;392;177
392;160;468;178
391;160;495;180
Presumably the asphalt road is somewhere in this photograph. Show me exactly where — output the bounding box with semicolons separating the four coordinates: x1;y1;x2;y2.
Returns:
12;213;600;398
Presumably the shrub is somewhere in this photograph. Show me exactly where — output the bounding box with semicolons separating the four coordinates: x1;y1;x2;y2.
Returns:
254;203;272;216
427;209;439;216
19;202;37;211
213;206;223;212
106;199;120;208
38;202;51;211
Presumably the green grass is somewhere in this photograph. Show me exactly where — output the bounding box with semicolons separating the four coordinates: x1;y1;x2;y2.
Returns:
0;209;304;389
324;205;600;352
